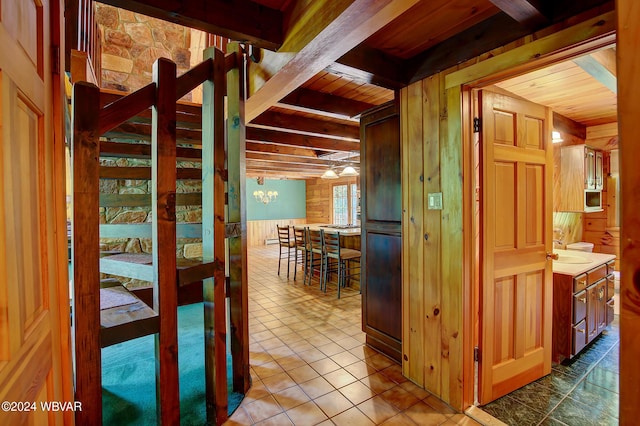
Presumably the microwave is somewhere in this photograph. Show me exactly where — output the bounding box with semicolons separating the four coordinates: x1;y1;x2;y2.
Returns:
584;190;603;212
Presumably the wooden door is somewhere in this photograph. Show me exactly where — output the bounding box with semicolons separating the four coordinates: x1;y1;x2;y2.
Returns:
478;90;553;404
0;0;71;424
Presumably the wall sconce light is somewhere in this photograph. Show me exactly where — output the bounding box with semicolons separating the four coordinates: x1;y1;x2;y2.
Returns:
552;131;564;143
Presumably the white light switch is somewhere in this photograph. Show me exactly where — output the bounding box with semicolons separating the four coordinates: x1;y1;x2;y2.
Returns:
428;192;443;210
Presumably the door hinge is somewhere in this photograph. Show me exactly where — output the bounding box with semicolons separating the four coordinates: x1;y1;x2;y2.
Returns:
474;346;480;362
473;117;481;133
52;45;60;75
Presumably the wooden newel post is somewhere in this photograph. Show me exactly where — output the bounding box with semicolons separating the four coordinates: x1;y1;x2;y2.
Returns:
226;42;250;395
202;46;229;425
152;57;180;424
72;81;102;425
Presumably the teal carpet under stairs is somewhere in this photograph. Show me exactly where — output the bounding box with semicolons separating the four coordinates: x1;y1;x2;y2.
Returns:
101;302;243;425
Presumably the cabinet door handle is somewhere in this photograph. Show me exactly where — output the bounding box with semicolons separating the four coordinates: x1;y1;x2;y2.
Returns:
576;328;585;334
578;297;586;304
599;288;605;300
547;252;559;260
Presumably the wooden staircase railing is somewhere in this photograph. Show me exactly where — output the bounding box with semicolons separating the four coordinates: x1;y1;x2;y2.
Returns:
71;45;248;425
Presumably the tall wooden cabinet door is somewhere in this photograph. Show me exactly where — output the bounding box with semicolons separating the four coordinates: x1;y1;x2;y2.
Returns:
0;0;71;424
478;90;553;404
360;101;402;362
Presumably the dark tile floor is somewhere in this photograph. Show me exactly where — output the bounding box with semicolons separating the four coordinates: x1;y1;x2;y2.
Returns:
479;317;620;426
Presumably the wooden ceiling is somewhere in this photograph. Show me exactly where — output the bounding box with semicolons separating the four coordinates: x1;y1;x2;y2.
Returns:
495;47;617;128
96;0;615;179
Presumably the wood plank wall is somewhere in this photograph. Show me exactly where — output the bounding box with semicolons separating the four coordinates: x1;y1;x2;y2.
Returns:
306;176;359;224
400;75;463;408
247;218;307;246
617;1;640;420
400;9;616;411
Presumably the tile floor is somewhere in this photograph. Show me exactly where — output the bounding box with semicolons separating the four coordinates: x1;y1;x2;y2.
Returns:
225;244;620;426
224;245;480;426
479;315;620;425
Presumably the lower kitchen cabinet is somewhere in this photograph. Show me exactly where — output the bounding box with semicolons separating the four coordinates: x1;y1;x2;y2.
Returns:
552;260;615;362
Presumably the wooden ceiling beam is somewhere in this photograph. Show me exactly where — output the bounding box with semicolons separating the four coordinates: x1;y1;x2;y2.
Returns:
573;55;617;94
278;87;376;119
327;45;407;90
405;12;530;84
250;110;360;140
553;112;586;140
247;152;358;166
246;0;421;121
247;160;327;172
246;127;359;152
245;142;318;158
488;0;549;30
247;152;352;169
96;0;283;50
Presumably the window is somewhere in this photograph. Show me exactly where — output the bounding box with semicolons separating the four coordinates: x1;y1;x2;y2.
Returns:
332;183;360;225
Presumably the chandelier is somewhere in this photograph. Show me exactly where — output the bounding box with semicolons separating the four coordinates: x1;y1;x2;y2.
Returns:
253;189;278;204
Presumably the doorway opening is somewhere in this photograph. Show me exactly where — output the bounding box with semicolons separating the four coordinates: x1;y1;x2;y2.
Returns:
466;43;620;424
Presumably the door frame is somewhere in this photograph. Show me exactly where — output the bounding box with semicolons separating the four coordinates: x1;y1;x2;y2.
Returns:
444;16;617;408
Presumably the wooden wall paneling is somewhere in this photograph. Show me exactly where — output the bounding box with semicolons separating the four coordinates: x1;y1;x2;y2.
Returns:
226;43;250;396
305;176;358;225
151;58;180;424
423;75;444;394
247;219;307;246
202;47;228;424
617;2;640;420
441;84;464;409
401;81;425;386
72;82;102;425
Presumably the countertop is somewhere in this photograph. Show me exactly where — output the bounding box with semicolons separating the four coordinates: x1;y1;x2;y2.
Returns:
552;249;616;276
306;223;361;236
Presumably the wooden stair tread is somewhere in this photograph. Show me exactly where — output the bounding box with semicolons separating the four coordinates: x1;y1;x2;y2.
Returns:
100;253;216;286
100;284;159;347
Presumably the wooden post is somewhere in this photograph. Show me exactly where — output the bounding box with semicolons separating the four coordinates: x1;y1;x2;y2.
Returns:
617;0;640;422
151;58;180;424
226;42;250;394
202;46;228;424
72;81;102;425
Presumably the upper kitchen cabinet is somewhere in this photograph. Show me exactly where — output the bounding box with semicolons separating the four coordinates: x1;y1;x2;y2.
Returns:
558;144;604;212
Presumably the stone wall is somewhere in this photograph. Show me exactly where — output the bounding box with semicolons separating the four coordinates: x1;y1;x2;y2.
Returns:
94;4;205;287
95;3;192;97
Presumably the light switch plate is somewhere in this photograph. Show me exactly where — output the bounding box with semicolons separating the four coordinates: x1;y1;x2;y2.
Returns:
428;192;443;210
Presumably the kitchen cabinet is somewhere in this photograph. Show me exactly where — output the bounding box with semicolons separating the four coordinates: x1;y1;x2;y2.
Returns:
558;145;604;211
552;258;615;362
360;101;402;363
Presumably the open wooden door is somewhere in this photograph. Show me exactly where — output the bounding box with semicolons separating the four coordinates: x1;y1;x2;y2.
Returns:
477;90;553;404
0;0;72;424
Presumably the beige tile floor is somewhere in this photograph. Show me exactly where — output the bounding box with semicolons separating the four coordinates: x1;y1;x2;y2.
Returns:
224;245;480;426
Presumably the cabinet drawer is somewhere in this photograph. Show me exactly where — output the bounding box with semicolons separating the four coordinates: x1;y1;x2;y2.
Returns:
606;274;616;301
573;273;588;292
573;319;587;356
607;299;615;326
573;290;587;324
587;264;607;284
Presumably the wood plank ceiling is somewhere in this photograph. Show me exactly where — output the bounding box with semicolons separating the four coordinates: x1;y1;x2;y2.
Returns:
95;0;615;179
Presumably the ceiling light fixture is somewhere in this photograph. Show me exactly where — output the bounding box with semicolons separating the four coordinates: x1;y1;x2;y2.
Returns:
339;165;359;177
321;169;339;179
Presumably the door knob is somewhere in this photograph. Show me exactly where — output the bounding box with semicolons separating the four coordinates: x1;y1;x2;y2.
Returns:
546;252;559;260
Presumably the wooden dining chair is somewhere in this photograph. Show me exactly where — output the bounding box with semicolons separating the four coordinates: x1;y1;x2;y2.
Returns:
293;226;309;281
306;228;324;287
276;225;295;278
322;230;361;298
